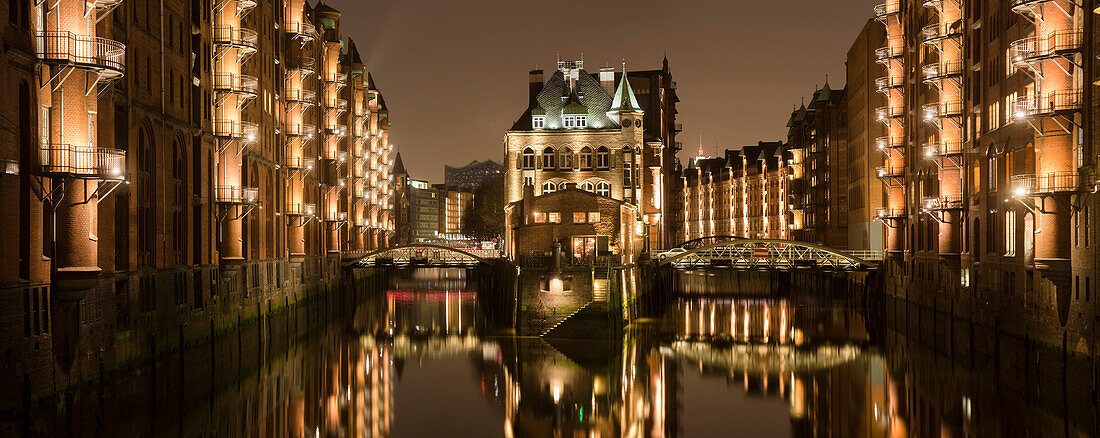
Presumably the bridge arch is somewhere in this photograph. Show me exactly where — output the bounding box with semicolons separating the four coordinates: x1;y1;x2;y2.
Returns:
658;239;875;271
345;244;495;268
673;235;744;250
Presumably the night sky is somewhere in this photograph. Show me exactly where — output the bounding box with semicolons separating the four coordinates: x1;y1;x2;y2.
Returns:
320;0;880;182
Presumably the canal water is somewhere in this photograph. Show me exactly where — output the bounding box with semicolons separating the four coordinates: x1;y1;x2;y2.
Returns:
19;267;1094;436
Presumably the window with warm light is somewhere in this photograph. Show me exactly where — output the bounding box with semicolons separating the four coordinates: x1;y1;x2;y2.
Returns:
573;212;586;223
533;212;546;223
548;212;561;223
588;211;600;222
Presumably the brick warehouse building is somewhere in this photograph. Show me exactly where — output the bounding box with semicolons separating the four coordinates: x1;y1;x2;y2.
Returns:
0;0;394;414
870;0;1100;360
679;142;791;242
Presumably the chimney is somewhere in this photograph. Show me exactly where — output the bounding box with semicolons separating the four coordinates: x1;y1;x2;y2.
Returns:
599;67;615;95
529;69;544;103
522;183;536;224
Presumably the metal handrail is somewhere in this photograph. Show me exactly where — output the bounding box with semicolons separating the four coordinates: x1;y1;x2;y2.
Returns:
286;202;316;216
876;106;905;120
1012;172;1079;194
284;156;316;170
287;57;316;75
284;122;317;137
325;98;348;112
35;31;125;76
1012;90;1083;117
922;195;964;210
922;60;963;81
922;100;963;119
876;136;905;149
876;165;905;178
213;73;258;97
875;207;906;218
284;88;316;104
1010;30;1082;64
215;185;260;204
875;76;905;92
924;140;963;156
874;0;901;19
921;22;962;43
39;144;126;179
323;72;348;84
323;211;348;222
284;20;317;37
213;26;258;51
212;119;260;141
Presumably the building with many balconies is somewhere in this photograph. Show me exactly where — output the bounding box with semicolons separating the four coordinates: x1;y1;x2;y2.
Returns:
786;83;849;249
0;0;395;413
868;0;1098;353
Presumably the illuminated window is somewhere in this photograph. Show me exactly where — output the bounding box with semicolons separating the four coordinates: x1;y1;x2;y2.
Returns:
596;181;611;197
573;212;587;223
579;147;593;169
542;147;556;169
521;148;535;169
532;115;545;129
596;146;610;169
559;148;574;169
533;212;546;223
588;211;601;222
548;212;561;223
1005;211;1016;257
542;181;556;194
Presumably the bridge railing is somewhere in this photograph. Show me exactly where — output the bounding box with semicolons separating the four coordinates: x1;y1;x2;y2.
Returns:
841;250;884;262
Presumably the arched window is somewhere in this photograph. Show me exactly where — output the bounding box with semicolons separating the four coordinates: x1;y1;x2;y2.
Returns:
542;147;556;169
173;140;186;264
559;148;574;169
558;181;570;191
521;147;535;169
137;127;153;266
579;146;593;169
542;181;557;194
579;181;594;192
596;181;611;197
596;146;610;169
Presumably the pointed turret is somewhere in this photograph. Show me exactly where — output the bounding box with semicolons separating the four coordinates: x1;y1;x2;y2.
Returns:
610;66;642;114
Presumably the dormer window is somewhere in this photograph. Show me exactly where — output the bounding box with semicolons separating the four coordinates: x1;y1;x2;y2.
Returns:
563;114;587;129
532;115;545;129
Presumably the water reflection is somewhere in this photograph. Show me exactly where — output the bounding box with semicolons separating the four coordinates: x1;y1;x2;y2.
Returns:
36;268;1091;436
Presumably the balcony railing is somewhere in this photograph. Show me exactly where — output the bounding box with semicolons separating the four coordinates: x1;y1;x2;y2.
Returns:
285;156;316;170
284;122;317;138
325;124;348;137
215;0;256;16
922;195;964;210
874;1;901;20
287;56;316;75
325;98;348;112
213;26;258;52
1012;90;1083;118
875;207;906;219
284;20;317;39
876;136;905;149
922;60;963;82
213;73;258;98
35;31;125;78
922;100;963;119
1010;31;1083;65
40;144;126;179
323;72;348;84
284;88;316;105
922;22;963;44
876;106;905;120
875;76;905;93
1011;172;1079;195
286;202;316;216
215;185;260;204
876;165;905;178
213;119;260;142
324;211;348;222
924;141;963;157
1010;0;1051;12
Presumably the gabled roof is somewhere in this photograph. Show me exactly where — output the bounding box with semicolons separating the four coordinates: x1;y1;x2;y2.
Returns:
510;69;616;131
